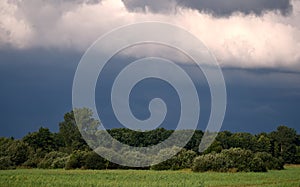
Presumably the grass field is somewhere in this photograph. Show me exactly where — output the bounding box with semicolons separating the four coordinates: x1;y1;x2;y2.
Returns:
0;165;299;187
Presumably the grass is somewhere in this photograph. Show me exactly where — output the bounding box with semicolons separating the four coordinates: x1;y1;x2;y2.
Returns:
0;165;299;187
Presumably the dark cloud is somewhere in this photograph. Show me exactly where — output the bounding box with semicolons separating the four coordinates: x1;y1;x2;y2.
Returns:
0;48;81;138
1;48;300;138
122;0;293;16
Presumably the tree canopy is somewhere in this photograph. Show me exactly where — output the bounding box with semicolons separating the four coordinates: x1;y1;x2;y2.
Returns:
0;109;299;171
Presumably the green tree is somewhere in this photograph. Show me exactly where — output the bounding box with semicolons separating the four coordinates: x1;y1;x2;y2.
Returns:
270;125;297;163
7;140;30;166
203;140;223;154
230;132;256;151
83;151;106;169
256;134;271;153
38;151;69;169
216;131;232;149
58;110;88;152
0;137;14;157
23;127;57;152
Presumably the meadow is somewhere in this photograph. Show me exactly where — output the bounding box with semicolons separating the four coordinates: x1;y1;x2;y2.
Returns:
0;165;299;187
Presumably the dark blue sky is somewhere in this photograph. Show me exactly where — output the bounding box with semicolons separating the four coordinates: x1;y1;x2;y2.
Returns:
0;0;299;138
1;48;299;138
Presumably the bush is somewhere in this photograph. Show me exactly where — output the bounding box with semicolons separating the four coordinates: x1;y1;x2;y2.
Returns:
151;149;197;170
65;150;87;170
221;148;254;172
177;149;197;169
192;148;270;172
38;151;68;169
192;152;233;172
52;156;69;169
254;152;284;170
22;148;45;168
192;153;216;172
250;157;267;172
150;157;178;171
83;151;106;170
0;156;15;170
7;141;30;166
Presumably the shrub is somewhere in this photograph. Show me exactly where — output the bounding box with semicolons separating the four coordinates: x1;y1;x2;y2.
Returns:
192;148;270;172
65;150;87;170
38;151;68;169
150;157;178;171
52;156;69;169
177;149;197;169
250;157;267;172
0;156;15;170
22;148;45;168
83;151;106;170
222;148;254;172
192;153;216;172
254;152;284;170
7;141;30;166
151;149;197;170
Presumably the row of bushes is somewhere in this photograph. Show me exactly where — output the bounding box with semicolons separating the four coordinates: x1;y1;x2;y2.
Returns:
21;150;107;170
150;149;197;170
0;146;284;172
192;148;284;172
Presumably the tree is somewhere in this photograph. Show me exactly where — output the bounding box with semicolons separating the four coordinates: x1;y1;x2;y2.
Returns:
58;110;88;152
0;157;14;170
216;131;232;149
296;146;300;164
83;151;106;169
184;130;203;152
230;132;256;151
0;137;19;169
0;137;14;157
74;108;100;140
7;140;30;166
38;151;69;169
203;140;223;154
151;148;197;170
256;134;271;153
65;150;87;170
270;125;297;163
254;152;284;170
23;127;57;152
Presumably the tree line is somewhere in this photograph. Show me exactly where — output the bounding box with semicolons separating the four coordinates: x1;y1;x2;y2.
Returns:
0;108;299;172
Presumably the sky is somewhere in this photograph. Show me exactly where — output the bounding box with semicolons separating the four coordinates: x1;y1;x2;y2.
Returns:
0;0;300;138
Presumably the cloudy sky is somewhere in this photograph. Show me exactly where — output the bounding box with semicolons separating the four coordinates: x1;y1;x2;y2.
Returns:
0;0;300;138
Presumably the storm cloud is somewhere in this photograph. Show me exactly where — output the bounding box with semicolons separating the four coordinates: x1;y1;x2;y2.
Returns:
122;0;293;16
0;0;300;70
0;0;300;138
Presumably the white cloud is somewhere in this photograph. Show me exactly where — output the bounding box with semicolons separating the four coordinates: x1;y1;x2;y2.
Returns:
0;0;32;48
0;0;299;70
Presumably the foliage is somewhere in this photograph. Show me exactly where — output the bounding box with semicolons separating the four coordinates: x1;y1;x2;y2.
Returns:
7;140;30;166
270;126;298;164
22;148;45;168
23;127;58;152
82;151;106;170
0;109;299;172
296;146;300;164
151;148;197;170
0;156;14;170
58;111;88;153
65;150;87;170
192;148;274;172
256;134;272;153
254;152;284;170
38;151;69;169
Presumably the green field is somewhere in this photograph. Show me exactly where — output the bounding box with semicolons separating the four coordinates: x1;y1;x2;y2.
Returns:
0;165;299;187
